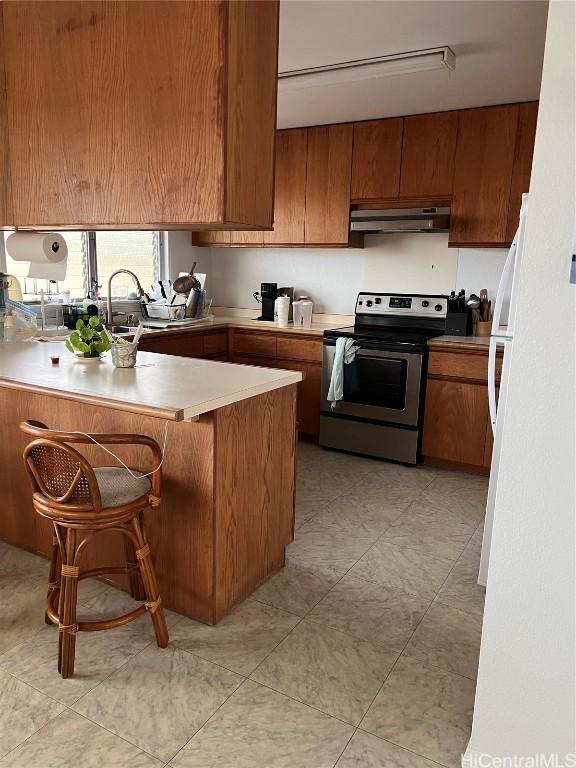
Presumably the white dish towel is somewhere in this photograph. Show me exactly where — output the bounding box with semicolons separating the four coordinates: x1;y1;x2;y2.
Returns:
327;337;359;409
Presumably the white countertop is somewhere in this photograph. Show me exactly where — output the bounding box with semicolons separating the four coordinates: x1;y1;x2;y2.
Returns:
0;342;303;421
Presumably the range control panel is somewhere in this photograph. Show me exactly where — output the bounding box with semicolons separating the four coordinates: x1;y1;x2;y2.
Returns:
356;293;448;318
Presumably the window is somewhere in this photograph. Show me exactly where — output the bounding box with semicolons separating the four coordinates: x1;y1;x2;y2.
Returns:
1;231;162;301
95;231;161;299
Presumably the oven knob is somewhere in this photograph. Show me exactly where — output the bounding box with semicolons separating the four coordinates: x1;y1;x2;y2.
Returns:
366;300;373;307
375;297;382;305
435;304;443;312
421;300;429;308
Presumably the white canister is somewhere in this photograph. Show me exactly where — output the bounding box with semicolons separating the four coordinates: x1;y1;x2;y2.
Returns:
293;297;313;329
275;295;291;327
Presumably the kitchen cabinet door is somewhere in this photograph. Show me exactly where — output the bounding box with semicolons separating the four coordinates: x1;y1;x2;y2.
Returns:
400;112;458;199
449;105;519;247
0;4;11;226
2;1;278;229
192;231;232;246
271;359;322;438
506;101;538;241
228;229;265;246
422;379;490;467
233;354;321;438
351;118;403;202
138;332;204;358
305;124;354;245
264;129;307;245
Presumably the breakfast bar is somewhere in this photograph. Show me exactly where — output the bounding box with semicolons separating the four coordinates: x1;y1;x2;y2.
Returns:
0;342;302;623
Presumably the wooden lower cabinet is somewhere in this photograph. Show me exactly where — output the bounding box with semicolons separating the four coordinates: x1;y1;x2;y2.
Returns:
234;355;322;438
230;331;323;438
138;329;228;359
422;378;490;468
422;345;500;472
277;359;321;438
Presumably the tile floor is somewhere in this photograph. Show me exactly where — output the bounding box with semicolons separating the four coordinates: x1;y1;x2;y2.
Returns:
0;442;487;767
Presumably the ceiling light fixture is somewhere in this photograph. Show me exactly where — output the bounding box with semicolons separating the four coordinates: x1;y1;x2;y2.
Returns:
278;47;456;91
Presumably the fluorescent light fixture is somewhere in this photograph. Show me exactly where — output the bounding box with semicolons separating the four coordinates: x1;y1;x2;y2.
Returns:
278;47;456;91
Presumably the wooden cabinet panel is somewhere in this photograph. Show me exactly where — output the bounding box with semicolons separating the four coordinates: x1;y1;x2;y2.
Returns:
449;105;519;246
276;337;322;364
224;0;279;229
2;1;278;229
400;112;458;198
422;379;489;466
506;101;538;241
428;350;488;382
276;359;321;437
351;118;403;201
192;230;232;246
264;129;307;245
203;331;228;358
235;354;321;437
0;4;11;226
428;348;502;382
138;333;204;358
232;331;277;358
305;124;354;245
229;229;264;246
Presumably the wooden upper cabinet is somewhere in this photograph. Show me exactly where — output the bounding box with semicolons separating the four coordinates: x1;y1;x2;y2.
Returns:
0;4;11;227
351;118;403;201
1;1;279;230
400;112;458;199
305;124;354;245
264;129;307;245
449;105;519;247
506;102;538;240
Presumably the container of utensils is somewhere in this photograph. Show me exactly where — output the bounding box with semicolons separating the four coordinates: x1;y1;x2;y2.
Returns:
109;324;143;368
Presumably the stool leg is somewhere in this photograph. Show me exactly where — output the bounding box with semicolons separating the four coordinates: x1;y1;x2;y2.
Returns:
132;517;169;649
45;526;61;625
124;529;146;601
58;529;79;679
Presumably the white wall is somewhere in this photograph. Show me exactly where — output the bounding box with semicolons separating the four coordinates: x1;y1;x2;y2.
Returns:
469;0;575;759
209;245;364;315
165;231;213;291
167;233;508;315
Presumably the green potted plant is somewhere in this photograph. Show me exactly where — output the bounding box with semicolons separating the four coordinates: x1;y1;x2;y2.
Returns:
65;316;111;360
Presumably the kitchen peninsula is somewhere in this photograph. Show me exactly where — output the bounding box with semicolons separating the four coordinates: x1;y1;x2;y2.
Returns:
0;342;301;623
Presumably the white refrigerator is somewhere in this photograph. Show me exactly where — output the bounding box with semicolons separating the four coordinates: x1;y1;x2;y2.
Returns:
477;193;529;587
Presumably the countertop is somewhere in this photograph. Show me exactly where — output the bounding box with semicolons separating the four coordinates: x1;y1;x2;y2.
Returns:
428;335;491;351
134;315;347;338
0;342;303;421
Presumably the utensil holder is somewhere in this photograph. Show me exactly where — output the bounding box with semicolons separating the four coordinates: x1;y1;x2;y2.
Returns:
111;342;138;368
474;320;492;337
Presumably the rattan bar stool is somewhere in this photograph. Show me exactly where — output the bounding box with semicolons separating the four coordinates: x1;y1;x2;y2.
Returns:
20;420;169;679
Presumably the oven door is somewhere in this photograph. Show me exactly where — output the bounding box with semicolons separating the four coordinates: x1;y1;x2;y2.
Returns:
321;343;423;426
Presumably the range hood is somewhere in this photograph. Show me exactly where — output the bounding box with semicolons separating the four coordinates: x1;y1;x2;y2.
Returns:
350;207;450;234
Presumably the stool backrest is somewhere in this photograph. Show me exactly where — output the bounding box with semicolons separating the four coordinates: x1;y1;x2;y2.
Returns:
21;421;101;513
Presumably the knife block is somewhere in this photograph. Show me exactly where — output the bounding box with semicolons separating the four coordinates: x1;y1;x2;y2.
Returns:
445;310;473;337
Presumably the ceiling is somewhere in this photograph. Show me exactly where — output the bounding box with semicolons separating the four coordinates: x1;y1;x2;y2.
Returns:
277;0;548;128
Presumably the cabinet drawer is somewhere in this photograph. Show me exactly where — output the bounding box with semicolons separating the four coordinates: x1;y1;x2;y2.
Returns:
427;350;501;382
139;333;204;358
203;331;228;357
233;332;277;357
276;337;322;363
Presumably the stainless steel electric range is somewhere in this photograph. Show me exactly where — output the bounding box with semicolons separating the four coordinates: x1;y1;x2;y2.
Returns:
320;292;448;464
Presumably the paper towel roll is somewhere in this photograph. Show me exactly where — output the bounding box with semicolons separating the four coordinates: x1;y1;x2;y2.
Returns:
6;232;68;281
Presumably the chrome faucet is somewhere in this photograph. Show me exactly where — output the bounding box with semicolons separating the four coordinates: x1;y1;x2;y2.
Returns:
106;269;146;326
